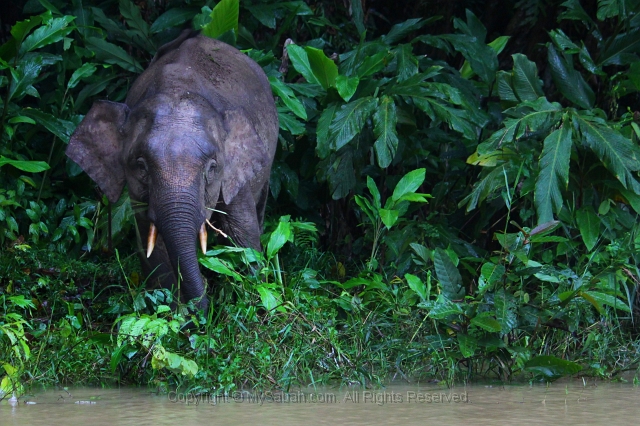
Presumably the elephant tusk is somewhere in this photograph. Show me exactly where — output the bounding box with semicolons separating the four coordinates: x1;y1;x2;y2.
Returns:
199;222;208;254
146;222;158;258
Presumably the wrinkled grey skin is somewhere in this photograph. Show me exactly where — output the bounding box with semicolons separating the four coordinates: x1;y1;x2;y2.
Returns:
66;31;278;312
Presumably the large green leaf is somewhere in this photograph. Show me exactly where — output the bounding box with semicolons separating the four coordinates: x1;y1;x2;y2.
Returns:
366;176;381;210
85;37;143;72
489;35;510;54
90;7;122;35
535;125;572;224
476;97;562;154
461;35;509;79
418;98;478;140
270;161;299;199
248;5;278;29
201;0;239;39
394;44;419;82
440;34;497;83
0;156;50;172
10;14;43;43
379;208;400;229
17;15;75;57
459;165;509;211
339;42;387;76
372;96;399;168
405;273;427;301
267;217;293;258
105;196;133;237
597;0;623;20
248;2;312;29
74;76;119;111
433;248;464;299
382;18;425;45
479;262;505;293
256;284;284;313
493;289;517;335
549;29;579;52
582;290;631;313
269;77;307;120
559;0;598;30
67;63;97;90
512;54;544;101
457;333;477;358
524;355;582;380
119;0;149;35
577;115;640;193
8;55;44;101
199;256;242;281
576;206;600;252
350;0;365;34
391;168;426;203
384;72;431;97
547;44;594;109
427;294;464;319
470;315;502;332
150;8;199;33
456;9;486;40
316;103;338;158
21;108;76;142
335;75;359;102
287;44;321;86
356;51;390;78
278;110;305;135
329;97;378;151
354;193;376;226
305;46;338;89
619;187;640;214
327;151;356;200
598;28;640;66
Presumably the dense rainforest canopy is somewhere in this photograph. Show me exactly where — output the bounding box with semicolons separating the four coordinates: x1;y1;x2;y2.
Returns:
1;0;640;395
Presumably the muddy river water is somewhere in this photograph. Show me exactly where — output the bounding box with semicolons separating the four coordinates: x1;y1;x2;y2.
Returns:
2;380;640;425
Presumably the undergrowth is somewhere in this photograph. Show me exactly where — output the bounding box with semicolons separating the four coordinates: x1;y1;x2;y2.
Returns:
3;0;640;398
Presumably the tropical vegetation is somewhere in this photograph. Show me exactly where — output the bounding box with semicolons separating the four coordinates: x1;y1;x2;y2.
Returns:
2;0;640;397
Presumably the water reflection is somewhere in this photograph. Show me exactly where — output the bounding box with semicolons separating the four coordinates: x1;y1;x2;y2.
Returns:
2;380;640;425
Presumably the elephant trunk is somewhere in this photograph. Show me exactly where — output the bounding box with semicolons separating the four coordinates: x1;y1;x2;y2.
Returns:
152;189;208;312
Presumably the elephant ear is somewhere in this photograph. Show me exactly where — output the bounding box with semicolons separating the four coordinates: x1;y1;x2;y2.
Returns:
66;100;129;203
221;109;270;204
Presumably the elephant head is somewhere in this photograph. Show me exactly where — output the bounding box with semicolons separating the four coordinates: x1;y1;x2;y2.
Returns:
66;33;278;312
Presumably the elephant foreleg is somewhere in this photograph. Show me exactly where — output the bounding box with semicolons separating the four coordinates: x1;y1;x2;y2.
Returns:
254;181;270;230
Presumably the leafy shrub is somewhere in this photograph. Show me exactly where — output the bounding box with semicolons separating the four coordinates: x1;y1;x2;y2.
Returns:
1;0;640;390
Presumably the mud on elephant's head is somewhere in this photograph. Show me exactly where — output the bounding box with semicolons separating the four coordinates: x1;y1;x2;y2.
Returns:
66;32;278;312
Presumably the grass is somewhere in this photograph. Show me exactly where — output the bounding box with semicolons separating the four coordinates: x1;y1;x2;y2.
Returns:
2;231;640;399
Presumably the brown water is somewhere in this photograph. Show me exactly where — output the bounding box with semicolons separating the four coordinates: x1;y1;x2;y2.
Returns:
2;380;640;425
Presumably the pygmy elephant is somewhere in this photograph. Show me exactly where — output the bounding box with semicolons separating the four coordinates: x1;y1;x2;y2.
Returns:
66;31;279;312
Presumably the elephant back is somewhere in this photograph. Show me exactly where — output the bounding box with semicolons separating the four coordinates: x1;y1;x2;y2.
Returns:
125;32;278;158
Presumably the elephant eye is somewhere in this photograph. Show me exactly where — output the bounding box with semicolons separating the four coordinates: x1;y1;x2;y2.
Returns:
136;158;147;172
205;159;217;183
136;158;148;181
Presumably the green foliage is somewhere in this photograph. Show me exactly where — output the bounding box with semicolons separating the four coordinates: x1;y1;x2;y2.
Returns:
354;170;430;269
113;303;198;378
201;0;239;41
535;124;572;223
2;0;640;391
524;355;583;381
0;294;34;398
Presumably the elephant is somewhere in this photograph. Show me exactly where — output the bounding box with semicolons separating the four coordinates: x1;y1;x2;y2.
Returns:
66;31;279;312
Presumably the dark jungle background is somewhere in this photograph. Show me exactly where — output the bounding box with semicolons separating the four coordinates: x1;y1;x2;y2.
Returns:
2;0;640;395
